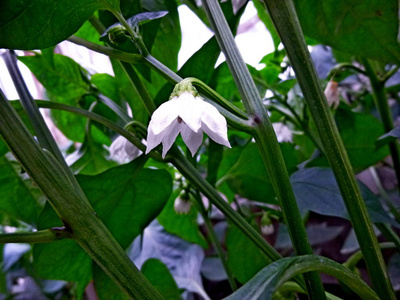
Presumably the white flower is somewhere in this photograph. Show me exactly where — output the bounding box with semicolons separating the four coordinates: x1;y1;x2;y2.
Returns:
324;80;340;109
110;136;142;162
261;224;274;235
146;91;231;158
174;196;192;214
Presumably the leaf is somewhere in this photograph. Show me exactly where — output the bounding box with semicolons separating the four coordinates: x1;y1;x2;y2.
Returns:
335;108;389;171
0;156;42;224
225;255;379;300
294;0;400;64
33;160;171;289
141;259;181;300
127;11;169;27
76;158;172;248
0;0;106;50
68;135;117;175
19;53;90;142
290;167;397;225
221;142;299;204
226;224;269;284
157;190;208;248
33;203;91;295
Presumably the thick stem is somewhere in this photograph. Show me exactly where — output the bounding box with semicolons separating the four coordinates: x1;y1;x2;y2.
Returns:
0;91;163;300
263;1;395;298
201;0;325;298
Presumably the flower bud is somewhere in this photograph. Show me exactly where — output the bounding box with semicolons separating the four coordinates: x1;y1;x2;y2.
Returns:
324;80;340;109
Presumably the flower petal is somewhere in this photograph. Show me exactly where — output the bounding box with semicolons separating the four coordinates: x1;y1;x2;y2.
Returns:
161;120;182;158
176;92;202;132
148;98;180;135
145;128;165;154
181;125;203;156
198;99;231;148
124;139;142;160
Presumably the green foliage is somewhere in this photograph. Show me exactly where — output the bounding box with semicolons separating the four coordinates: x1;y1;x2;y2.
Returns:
157;190;208;248
220;142;299;204
294;0;400;64
0;157;42;224
226;224;269;284
0;0;107;50
141;259;181;300
33;159;171;291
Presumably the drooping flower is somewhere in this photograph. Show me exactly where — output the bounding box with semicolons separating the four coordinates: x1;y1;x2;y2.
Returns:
324;80;340;109
174;196;192;214
146;82;231;158
110;136;142;162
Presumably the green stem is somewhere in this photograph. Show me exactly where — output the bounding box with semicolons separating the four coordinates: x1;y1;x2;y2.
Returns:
0;228;72;244
344;242;395;270
363;59;400;193
0;93;163;300
263;1;395;298
183;77;248;119
369;167;400;223
327;63;366;79
375;223;400;251
2;50;70;172
193;191;237;291
201;0;325;298
382;66;400;83
67;36;143;64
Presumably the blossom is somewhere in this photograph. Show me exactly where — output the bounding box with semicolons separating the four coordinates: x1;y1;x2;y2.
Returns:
174;196;192;214
110;136;142;162
145;89;231;158
324;80;340;109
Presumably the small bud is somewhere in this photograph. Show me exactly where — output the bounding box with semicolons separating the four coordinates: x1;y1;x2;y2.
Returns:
107;25;130;45
261;212;274;235
174;196;191;214
324;80;340;109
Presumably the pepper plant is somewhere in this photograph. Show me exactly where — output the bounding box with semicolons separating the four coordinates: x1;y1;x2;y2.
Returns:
0;0;399;299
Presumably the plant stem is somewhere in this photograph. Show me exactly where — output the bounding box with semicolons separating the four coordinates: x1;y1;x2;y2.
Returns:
2;51;70;172
369;167;400;223
262;1;395;298
0;228;72;244
363;59;400;193
0;92;163;300
201;0;325;298
67;36;143;64
193;191;237;291
344;242;395;270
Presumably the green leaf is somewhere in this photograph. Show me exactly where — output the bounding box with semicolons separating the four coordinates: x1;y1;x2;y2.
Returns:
158;190;208;248
141;259;181;300
335;108;389;171
33;159;171;290
226;224;269;284
76;158;172;248
92;263;129;300
220;143;299;204
294;0;400;64
68;135;117;175
19;53;91;142
33;203;92;294
19;53;89;99
225;255;379;300
0;0;106;50
0;156;42;224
